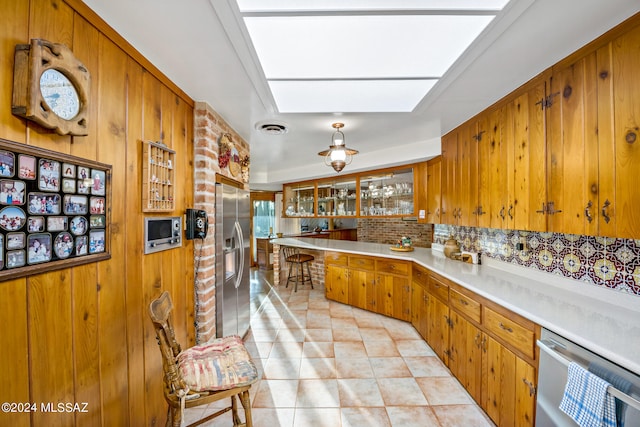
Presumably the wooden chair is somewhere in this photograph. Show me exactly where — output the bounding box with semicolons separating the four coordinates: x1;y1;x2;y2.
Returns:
148;291;257;427
282;246;315;292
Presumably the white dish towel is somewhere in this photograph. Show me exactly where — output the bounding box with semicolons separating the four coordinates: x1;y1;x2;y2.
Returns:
559;361;617;427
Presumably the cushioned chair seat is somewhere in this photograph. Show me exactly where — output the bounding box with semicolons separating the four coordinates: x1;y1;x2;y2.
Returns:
177;335;258;392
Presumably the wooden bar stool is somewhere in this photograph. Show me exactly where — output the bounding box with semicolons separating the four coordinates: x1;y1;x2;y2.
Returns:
282;246;314;292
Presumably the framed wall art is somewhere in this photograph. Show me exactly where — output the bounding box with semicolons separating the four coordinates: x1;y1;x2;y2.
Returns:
0;138;111;281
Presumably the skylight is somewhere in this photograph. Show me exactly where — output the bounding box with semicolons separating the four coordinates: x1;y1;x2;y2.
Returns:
236;1;510;113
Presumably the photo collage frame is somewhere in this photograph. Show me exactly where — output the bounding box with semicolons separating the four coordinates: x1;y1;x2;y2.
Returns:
0;138;111;280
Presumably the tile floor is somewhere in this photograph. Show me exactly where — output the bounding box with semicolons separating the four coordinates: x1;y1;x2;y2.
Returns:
184;269;494;427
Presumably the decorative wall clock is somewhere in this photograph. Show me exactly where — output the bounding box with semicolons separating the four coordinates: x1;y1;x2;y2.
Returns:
12;39;90;136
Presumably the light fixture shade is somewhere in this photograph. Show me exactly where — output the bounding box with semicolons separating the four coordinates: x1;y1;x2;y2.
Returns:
318;123;358;173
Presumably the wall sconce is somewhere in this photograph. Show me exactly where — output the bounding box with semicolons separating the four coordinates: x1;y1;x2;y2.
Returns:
317;123;359;173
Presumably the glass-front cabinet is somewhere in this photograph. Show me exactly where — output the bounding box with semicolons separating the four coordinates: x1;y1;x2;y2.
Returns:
359;168;414;216
317;178;357;217
283;182;315;217
282;165;415;218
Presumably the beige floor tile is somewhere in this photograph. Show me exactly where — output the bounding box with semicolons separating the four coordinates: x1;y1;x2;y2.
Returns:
334;341;368;359
308;299;330;309
395;339;436;357
386;406;441;427
245;341;273;359
359;327;393;342
431;404;495;427
363;340;400;357
253;379;299;408
296;379;340;407
282;316;308;329
302;342;335;358
299;357;337;379
263;357;301;379
337;378;385;407
342;407;391;427
251;408;295;427
377;378;429;406
386;324;423;340
293;408;342;427
329;303;355;318
403;356;451;377
250;328;279;343
305;328;334;342
332;327;362;342
269;342;303;359
287;301;310;311
370;357;413;378
416;377;473;405
250;317;283;330
331;317;358;329
276;328;306;342
335;358;375;379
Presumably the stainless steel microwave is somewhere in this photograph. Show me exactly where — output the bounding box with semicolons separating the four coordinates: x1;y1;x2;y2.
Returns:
144;216;182;254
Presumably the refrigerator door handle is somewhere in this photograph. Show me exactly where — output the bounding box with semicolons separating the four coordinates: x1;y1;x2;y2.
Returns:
234;220;244;289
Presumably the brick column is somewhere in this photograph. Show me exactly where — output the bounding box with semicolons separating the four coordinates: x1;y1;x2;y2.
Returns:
193;101;249;343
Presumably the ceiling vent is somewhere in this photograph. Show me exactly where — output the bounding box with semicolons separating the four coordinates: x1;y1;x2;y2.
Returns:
255;120;288;135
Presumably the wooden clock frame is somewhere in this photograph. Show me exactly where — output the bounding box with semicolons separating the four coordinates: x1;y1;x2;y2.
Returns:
12;38;90;136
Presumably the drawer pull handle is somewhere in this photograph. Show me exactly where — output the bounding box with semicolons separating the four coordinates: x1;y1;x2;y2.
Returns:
522;378;537;397
499;322;513;333
459;298;469;306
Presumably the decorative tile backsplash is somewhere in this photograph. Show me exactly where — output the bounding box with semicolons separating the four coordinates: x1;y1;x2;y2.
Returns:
434;224;640;296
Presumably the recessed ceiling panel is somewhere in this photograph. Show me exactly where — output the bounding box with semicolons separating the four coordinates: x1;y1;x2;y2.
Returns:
269;79;438;112
237;0;510;12
244;15;495;79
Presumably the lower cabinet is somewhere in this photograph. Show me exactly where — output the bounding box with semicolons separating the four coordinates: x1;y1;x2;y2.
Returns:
484;335;537;427
323;251;539;426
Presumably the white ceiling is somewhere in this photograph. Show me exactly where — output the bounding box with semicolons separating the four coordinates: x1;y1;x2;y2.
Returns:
82;0;640;190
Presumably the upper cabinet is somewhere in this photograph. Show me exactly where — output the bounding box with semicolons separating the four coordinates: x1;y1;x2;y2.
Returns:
359;167;414;217
282;165;416;219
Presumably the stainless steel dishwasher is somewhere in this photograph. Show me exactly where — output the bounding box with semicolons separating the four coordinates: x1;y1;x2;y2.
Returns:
536;328;640;426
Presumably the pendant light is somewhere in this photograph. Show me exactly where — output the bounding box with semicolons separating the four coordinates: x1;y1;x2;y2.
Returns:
317;123;359;173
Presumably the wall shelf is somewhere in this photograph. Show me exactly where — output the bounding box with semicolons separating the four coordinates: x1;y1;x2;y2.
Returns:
142;140;175;212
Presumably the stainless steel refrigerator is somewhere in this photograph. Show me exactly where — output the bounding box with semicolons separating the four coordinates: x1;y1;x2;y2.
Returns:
215;182;251;338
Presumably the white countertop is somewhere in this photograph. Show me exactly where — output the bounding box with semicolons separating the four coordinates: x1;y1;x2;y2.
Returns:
272;237;640;375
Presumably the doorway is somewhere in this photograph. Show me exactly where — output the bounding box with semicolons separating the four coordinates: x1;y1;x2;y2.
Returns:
250;192;276;267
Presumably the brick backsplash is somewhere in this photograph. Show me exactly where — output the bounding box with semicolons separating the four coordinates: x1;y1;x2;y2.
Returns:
434;224;640;296
357;218;433;248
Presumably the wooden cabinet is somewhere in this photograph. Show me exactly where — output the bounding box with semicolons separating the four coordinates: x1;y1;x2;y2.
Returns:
325;252;349;304
426;157;442;224
484;335;537;427
449;311;483;403
441;131;458;225
348;256;376;311
375;258;411;321
426;272;450;363
256;238;273;270
411;264;429;339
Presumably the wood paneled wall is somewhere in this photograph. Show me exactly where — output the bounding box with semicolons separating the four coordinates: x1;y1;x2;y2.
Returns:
0;1;195;425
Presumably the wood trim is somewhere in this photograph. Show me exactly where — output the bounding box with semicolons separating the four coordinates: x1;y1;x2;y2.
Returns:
250;191;276;202
215;173;244;189
62;0;194;108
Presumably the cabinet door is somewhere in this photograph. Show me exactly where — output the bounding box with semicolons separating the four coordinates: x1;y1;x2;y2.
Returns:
426;157;442;224
415;162;429;223
510;76;549;232
547;53;598;235
458;120;478;227
483;335;537;427
411;281;429;340
427;294;450;365
349;268;374;310
610;26;640;238
441;131;458;225
376;273;408;319
476;111;493;228
449;311;482;404
325;264;349;304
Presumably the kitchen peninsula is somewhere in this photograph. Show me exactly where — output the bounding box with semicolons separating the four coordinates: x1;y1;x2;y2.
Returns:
271;236;640;425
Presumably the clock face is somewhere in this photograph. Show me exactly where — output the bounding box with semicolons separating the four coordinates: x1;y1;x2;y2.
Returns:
39;69;81;121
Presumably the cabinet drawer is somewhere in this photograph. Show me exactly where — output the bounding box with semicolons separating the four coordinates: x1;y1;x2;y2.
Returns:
349;256;375;270
412;264;429;286
427;274;449;302
325;251;348;266
484;307;535;359
376;259;410;276
449;288;481;323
